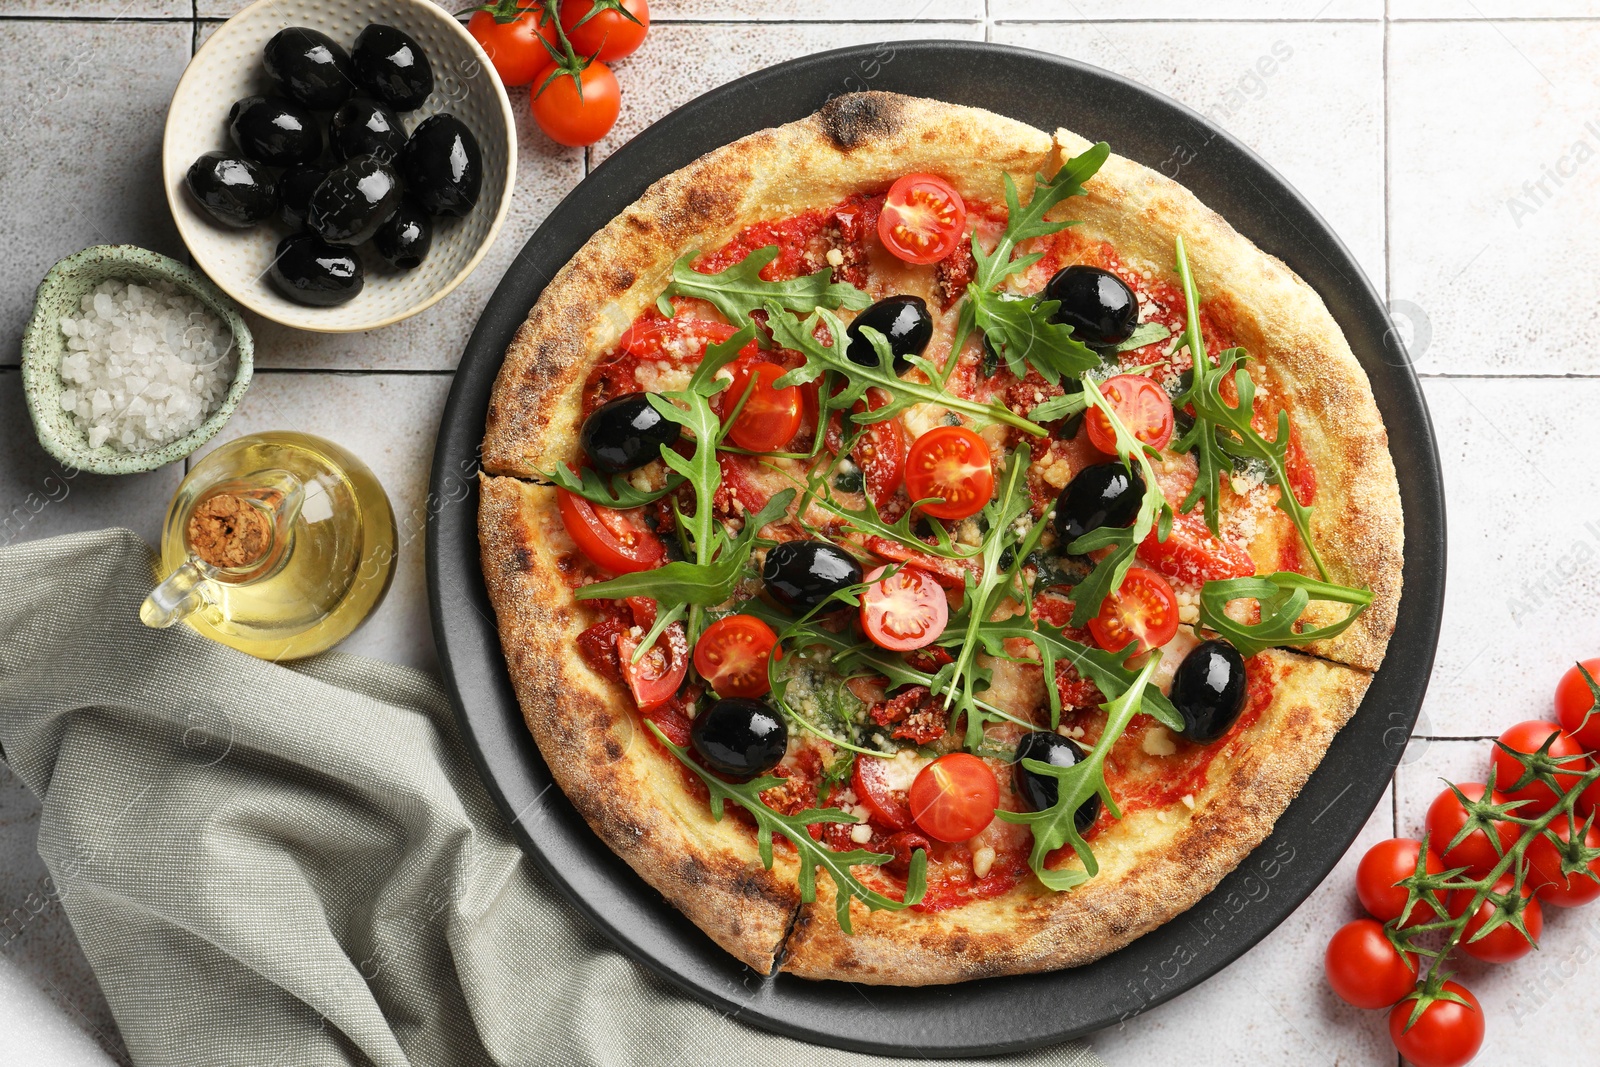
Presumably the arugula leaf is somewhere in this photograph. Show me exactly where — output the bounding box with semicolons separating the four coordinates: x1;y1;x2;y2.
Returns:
577;490;794;607
1197;572;1373;657
766;306;1047;437
968;289;1099;385
1027;389;1088;424
1109;321;1174;354
656;246;870;326
646;722;927;933
546;461;682;509
995;654;1161;890
794;461;975;562
1168;235;1233;538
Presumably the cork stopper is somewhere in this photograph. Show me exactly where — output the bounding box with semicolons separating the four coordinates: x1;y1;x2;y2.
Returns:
187;492;273;570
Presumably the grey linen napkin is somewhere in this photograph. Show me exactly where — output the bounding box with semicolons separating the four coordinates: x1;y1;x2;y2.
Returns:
0;530;1108;1067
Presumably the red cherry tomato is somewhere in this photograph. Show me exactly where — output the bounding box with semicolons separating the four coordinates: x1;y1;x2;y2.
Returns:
467;7;559;87
1491;719;1586;814
724;360;803;452
1356;838;1446;928
560;0;649;62
1555;658;1600;753
1387;981;1484;1067
877;173;967;265
1138;508;1256;584
616;620;687;712
859;565;948;652
1526;813;1600;907
556;488;664;573
692;614;777;698
1425;781;1519;879
908;753;998;843
1580;776;1600;822
1085;374;1175;454
1447;873;1541;963
853;756;913;831
1324;918;1417;1010
851;391;905;512
1087;566;1179;654
904;426;994;520
530;61;620;147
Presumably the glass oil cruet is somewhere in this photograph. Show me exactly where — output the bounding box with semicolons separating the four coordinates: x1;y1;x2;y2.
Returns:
140;431;397;660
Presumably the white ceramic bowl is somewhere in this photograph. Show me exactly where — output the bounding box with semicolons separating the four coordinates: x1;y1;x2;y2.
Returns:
162;0;516;333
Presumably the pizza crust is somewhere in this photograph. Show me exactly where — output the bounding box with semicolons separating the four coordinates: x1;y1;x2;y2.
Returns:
779;649;1372;984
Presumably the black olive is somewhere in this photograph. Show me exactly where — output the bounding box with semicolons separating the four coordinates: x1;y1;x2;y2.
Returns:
185;152;276;229
846;295;933;372
264;27;356;111
269;233;364;307
351;24;434;111
227;96;322;167
691;698;788;779
1045;266;1139;346
372;198;433;270
580;393;680;474
329;97;407;163
1013;731;1100;832
1171;640;1248;744
401;114;483;217
1053;462;1144;544
277;164;327;229
761;540;863;615
306;155;403;246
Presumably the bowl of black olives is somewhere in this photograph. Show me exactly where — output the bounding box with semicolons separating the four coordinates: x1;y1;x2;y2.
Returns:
162;0;516;332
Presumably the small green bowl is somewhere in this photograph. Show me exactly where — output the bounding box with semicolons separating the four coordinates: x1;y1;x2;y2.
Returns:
21;245;254;475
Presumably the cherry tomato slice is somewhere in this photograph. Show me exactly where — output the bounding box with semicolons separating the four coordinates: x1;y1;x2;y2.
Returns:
1526;814;1600;907
1324;918;1418;1010
616;620;688;712
1424;781;1519;879
1138;509;1256;584
853;756;913;831
904;425;994;520
908;753;998;843
1087;566;1179;654
1356;838;1445;928
877;173;967;265
1490;719;1587;814
692;614;777;698
1447;874;1541;963
724;360;803;452
556;488;664;574
859;565;949;652
560;0;650;62
1085;374;1175;454
1387;981;1484;1067
1555;657;1600;752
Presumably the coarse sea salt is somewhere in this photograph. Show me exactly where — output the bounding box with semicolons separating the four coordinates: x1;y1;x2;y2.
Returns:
57;279;234;453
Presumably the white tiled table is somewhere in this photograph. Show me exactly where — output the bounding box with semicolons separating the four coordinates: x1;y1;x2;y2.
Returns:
3;2;1599;1063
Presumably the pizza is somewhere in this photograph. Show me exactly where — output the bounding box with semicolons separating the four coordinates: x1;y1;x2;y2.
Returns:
477;92;1402;985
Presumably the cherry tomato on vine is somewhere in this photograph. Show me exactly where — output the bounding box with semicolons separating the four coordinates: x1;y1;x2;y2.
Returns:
723;360;803;452
1447;874;1541;964
877;173;966;265
560;0;649;62
909;753;998;843
692;615;777;698
1087;566;1179;655
1324;918;1417;1010
556;487;664;573
1425;781;1518;879
530;60;620;147
1356;838;1445;928
616;620;687;711
1085;374;1175;454
853;755;913;830
1387;981;1484;1067
904;425;993;520
1491;719;1587;814
467;5;559;88
1555;657;1600;753
1526;813;1600;907
859;565;948;652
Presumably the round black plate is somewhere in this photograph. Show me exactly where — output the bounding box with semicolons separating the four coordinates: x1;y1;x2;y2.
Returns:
427;41;1445;1058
